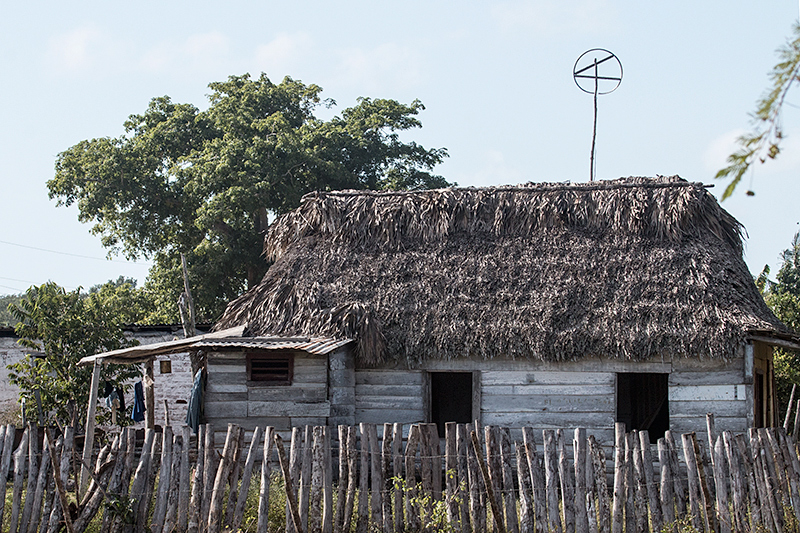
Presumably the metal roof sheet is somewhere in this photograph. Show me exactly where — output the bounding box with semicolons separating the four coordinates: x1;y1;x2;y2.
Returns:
194;337;353;355
77;326;352;365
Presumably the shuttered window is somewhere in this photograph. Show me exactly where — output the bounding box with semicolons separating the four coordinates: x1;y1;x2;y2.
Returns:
246;352;293;385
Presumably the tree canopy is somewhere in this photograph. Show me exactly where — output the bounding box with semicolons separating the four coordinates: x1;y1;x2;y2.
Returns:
49;74;449;322
759;232;800;420
8;281;144;427
717;22;800;198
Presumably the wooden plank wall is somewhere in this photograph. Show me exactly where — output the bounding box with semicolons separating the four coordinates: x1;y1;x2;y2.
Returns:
206;349;754;448
205;351;329;442
354;370;426;426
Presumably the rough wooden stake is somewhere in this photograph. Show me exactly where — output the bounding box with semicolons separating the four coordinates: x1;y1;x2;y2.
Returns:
466;423;486;533
381;423;392;533
516;442;535;533
721;432;746;533
392;423;404;533
657;438;676;528
610;423;625;533
471;429;506;533
712;436;732;533
208;424;241;533
501;427;520;533
223;425;245;529
162;435;182;533
299;426;313;533
322;426;334;533
456;424;471;533
309;427;324;533
10;427;29;533
187;424;205;533
573;428;589;533
26;430;50;533
786;384;797;432
256;426;275;533
43;428;74;533
356;424;369;533
368;424;382;532
544;429;563;533
523;427;547;533
446;423;459;527
231;425;263;532
404;424;420;533
177;426;192;532
287;427;301;533
342;426;357;533
80;362;101;495
276;433;305;533
151;426;174;533
0;425;14;528
201;422;216;528
335;426;348;533
589;435;610;533
639;431;662;532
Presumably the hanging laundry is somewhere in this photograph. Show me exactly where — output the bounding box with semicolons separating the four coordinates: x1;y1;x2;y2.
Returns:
116;386;125;413
185;369;204;433
105;388;119;409
132;381;146;422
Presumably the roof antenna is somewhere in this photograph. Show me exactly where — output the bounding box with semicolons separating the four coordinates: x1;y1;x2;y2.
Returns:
573;49;623;182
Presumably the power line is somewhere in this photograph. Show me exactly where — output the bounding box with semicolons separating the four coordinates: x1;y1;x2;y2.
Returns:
0;240;151;265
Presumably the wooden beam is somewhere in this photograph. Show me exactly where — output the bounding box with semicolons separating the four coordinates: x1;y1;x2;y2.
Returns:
80;361;101;495
749;335;800;352
145;359;155;429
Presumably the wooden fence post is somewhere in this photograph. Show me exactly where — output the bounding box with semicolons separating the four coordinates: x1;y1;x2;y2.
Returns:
573;428;589;533
275;433;305;533
610;423;625;533
392;423;404;533
470;429;506;533
256;426;275;533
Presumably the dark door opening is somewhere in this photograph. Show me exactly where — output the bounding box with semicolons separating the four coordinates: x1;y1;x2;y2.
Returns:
617;373;669;443
431;372;473;438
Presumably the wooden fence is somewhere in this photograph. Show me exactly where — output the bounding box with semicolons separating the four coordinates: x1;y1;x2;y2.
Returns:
1;415;799;533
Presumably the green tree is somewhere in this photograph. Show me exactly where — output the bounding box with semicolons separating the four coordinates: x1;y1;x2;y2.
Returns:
49;74;449;322
0;294;23;327
717;23;800;198
760;232;800;420
8;282;143;427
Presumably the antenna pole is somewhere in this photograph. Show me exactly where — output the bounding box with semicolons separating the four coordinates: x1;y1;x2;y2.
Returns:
590;59;599;182
573;48;622;184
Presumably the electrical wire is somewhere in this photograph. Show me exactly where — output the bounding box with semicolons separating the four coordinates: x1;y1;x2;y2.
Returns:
0;239;150;265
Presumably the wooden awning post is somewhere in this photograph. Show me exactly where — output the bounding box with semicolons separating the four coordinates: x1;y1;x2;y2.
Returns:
80;360;102;495
145;358;155;429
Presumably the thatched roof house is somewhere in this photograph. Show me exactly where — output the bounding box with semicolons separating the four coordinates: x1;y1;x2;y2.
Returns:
203;176;796;441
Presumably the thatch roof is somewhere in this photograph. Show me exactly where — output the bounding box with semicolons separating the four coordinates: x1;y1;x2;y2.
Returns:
216;176;789;366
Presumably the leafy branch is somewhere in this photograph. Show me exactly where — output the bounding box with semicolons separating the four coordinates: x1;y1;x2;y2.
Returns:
716;22;800;199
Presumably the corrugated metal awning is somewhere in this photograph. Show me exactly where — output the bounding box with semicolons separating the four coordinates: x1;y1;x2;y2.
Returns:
77;325;352;365
193;337;352;355
78;326;246;365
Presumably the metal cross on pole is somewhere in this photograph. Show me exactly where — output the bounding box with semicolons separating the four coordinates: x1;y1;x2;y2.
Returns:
573;49;623;182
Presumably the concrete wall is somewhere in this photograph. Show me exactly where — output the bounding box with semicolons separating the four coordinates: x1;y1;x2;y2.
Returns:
0;326;197;429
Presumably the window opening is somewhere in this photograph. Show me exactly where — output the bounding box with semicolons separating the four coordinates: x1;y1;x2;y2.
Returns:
159;360;172;374
247;352;293;385
617;373;669;443
430;372;473;438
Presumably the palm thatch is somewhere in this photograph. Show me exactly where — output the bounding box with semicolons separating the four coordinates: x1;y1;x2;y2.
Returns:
216;176;786;367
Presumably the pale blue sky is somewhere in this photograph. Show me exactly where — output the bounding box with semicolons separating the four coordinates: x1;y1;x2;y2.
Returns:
0;1;798;295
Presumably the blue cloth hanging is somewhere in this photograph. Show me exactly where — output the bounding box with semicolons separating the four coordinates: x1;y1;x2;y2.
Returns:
132;381;146;422
185;369;204;433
